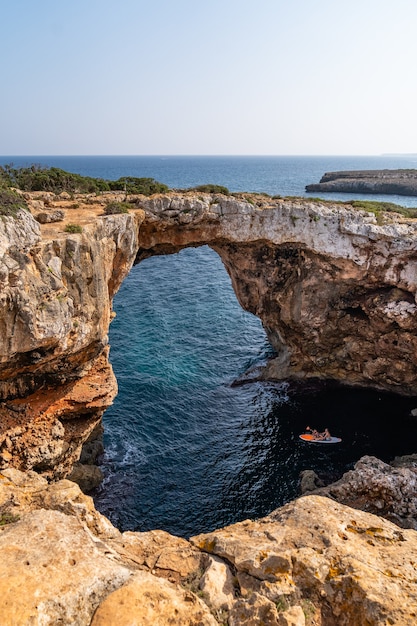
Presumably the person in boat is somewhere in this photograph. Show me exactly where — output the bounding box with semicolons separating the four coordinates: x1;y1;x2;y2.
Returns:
319;428;332;441
306;426;320;439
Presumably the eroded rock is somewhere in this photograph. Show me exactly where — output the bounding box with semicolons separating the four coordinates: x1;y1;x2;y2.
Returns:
311;455;417;529
0;470;416;625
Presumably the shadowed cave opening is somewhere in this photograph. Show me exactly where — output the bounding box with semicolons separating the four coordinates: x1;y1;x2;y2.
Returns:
93;245;417;538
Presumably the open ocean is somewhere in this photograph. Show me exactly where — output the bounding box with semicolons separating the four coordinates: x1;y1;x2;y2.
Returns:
2;155;417;537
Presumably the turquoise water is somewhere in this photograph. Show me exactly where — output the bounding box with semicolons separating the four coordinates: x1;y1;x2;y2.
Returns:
2;155;417;537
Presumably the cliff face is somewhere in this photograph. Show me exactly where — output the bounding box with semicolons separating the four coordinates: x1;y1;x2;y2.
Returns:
306;169;417;196
0;204;142;479
1;191;417;480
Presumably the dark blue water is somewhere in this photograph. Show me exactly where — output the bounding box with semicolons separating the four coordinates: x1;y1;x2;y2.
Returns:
2;155;417;537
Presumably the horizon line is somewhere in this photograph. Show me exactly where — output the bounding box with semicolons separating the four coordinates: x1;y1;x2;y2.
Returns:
1;153;417;158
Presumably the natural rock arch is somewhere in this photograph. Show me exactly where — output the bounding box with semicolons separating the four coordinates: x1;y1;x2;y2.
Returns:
1;191;417;480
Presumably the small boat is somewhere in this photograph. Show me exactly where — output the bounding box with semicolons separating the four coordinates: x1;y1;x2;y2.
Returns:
299;433;342;444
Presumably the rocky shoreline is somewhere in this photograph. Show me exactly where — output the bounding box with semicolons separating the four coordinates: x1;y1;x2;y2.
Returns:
1;188;417;623
306;169;417;196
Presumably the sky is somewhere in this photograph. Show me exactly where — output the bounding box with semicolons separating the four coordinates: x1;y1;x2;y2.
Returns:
2;0;417;156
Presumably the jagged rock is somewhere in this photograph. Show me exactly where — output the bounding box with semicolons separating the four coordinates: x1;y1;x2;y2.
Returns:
311;455;417;529
0;509;131;625
229;592;281;625
199;554;236;610
277;605;306;626
79;422;104;464
299;469;325;494
1;469;417;625
67;462;104;492
191;494;417;625
110;528;204;582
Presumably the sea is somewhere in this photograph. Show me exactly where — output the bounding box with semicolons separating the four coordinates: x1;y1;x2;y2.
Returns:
2;155;417;538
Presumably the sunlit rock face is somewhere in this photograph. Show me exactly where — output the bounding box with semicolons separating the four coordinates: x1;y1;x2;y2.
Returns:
1;191;417;480
0;204;142;479
1;468;416;626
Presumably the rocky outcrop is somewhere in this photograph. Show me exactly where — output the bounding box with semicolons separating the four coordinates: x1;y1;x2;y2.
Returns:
306;169;417;196
306;454;417;530
1;468;417;625
1;191;417;481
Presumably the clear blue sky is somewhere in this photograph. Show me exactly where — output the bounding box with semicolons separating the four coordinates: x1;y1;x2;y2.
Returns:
2;0;417;155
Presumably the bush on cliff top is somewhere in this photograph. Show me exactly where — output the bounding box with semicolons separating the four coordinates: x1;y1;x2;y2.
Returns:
104;201;132;215
0;164;109;194
108;176;169;195
349;200;417;218
0;189;28;217
0;165;169;196
191;184;230;195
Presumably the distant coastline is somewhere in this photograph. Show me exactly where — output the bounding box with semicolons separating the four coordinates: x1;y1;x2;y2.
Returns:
306;168;417;197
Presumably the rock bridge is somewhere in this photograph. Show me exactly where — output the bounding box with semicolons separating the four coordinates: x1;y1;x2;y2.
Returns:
1;191;417;479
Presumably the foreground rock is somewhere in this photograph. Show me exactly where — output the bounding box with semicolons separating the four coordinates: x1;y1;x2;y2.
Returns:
306;169;417;196
192;494;417;626
1;468;417;625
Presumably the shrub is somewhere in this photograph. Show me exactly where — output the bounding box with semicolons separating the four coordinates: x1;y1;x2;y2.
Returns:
348;199;417;218
0;511;20;526
0;165;171;197
64;223;83;233
104;201;132;215
191;184;230;195
108;177;169;195
0;189;28;217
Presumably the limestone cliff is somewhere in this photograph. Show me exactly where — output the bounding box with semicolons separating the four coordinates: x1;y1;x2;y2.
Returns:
136;192;417;395
1;190;417;481
306;169;417;196
0;200;142;479
1;191;417;625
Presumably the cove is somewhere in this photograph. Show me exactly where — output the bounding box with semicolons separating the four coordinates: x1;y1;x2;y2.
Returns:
93;246;417;538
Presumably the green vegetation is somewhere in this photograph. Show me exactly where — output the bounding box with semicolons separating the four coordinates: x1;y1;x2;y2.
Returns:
104;201;132;215
108;176;169;195
0;164;109;194
0;164;169;196
191;184;230;195
64;223;83;234
0;189;28;217
305;195;417;219
348;199;417;219
0;510;20;526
